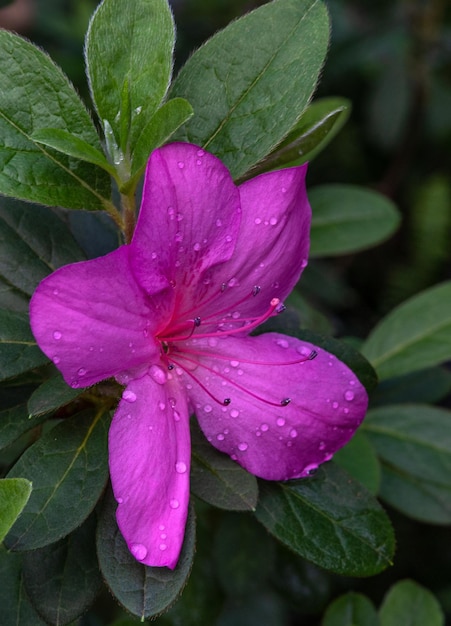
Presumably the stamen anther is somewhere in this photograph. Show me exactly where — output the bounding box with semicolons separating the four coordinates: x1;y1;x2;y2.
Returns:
223;398;231;405
194;316;201;327
281;398;291;406
252;285;261;296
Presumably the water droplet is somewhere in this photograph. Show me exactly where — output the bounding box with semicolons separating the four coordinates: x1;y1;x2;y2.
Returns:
135;106;142;114
122;390;137;403
204;404;212;413
216;218;222;227
117;497;123;503
151;252;157;259
177;161;184;169
254;217;262;225
130;543;147;561
319;441;326;450
305;464;318;476
197;149;205;157
225;235;232;243
269;217;278;225
276;417;286;427
230;409;239;418
332;401;339;409
217;433;225;441
232;311;240;319
53;289;59;296
238;442;248;451
208;337;218;348
193;242;201;251
160;532;167;539
176;461;187;474
175;232;183;243
344;408;349;415
230;360;239;367
349;380;356;386
289;428;298;438
53;356;60;364
237;369;244;376
344;390;355;401
78;368;87;377
149;364;167;385
281;187;287;193
173;410;181;422
261;423;269;432
159;524;165;531
159;543;167;551
53;331;62;340
301;258;308;269
196;159;202;165
276;339;289;349
159;402;166;411
170;499;179;509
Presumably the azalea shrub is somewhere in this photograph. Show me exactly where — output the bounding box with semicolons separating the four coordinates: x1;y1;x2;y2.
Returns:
0;0;450;625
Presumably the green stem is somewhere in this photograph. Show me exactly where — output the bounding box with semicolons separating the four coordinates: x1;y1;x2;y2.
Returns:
121;193;136;244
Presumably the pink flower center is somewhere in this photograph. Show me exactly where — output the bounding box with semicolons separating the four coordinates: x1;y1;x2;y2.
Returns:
156;285;317;409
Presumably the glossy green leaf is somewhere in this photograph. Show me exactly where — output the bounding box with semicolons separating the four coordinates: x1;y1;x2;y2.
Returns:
97;489;196;620
23;514;102;626
128;97;194;186
379;580;444;626
27;374;84;418
0;384;48;450
0;276;29;312
361;282;451;380
322;592;379;626
363;404;451;523
0;200;86;296
31;128;116;176
0;547;47;626
0;309;49;382
85;0;175;157
190;423;258;511
0;478;32;543
255;463;395;576
0;30;111;210
213;513;275;598
309;185;401;257
333;432;381;495
370;367;451;407
171;0;329;179
249;97;351;177
5;410;109;551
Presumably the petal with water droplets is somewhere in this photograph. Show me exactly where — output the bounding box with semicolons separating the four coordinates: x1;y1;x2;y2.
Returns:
30;247;161;388
204;165;311;322
182;333;367;481
109;374;191;569
130;143;241;297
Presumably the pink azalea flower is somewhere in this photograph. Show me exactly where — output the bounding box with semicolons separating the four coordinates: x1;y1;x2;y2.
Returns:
30;143;368;569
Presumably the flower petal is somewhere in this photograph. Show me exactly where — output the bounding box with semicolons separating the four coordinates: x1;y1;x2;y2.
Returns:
178;333;367;480
30;247;161;388
197;165;311;323
109;373;190;569
130;143;241;298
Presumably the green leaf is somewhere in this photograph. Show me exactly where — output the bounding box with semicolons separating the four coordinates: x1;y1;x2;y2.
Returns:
190;422;258;511
363;404;451;523
379;580;444;626
0;276;29;312
361;282;451;380
334;432;381;495
128;98;194;186
0;30;111;210
213;513;275;598
27;374;84;418
309;185;401;257
0;200;86;296
370;367;451;407
22;513;102;626
31;128;116;176
171;0;329;179
0;478;32;543
85;0;175;157
0;384;48;450
97;489;196;620
322;592;379;626
0;547;47;626
249;97;351;177
5;409;109;551
0;309;49;382
255;463;395;576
